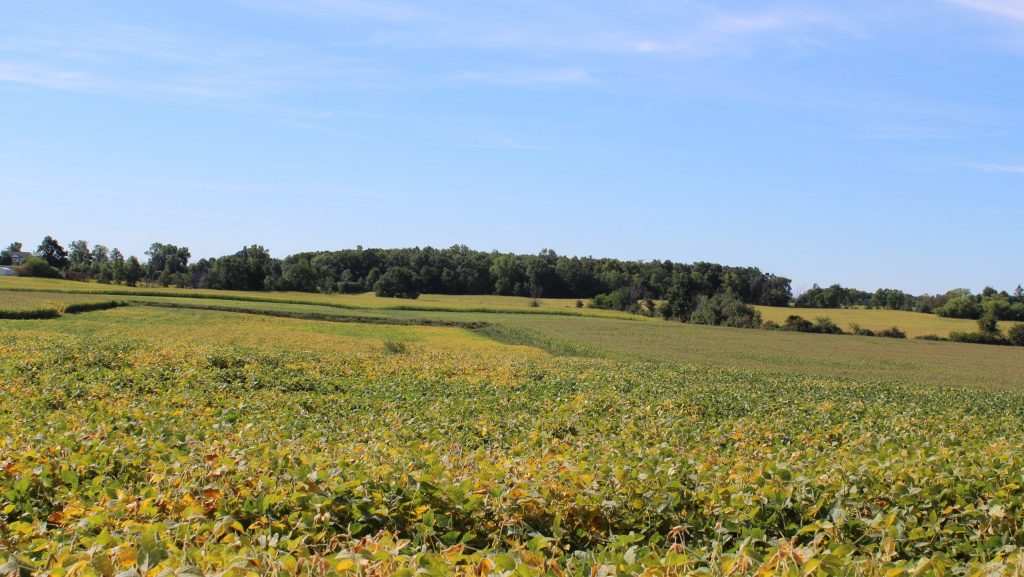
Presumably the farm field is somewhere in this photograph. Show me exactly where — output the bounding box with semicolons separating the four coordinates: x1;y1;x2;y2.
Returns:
0;290;117;312
0;277;642;319
3;288;1023;388
494;315;1024;390
3;290;1024;575
756;305;1019;339
5;277;1017;338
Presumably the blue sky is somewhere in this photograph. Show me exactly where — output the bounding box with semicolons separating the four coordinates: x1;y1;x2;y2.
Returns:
1;0;1022;294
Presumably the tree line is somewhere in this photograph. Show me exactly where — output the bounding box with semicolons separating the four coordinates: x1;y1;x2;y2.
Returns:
1;237;792;322
794;282;1024;321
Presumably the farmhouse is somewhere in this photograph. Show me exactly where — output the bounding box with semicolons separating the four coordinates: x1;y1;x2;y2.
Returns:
8;251;31;265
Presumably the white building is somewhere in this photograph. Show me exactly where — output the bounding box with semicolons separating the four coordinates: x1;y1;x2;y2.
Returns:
8;251;31;265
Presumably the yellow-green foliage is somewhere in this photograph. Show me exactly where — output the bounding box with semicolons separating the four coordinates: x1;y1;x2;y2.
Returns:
4;295;1024;575
4;331;1024;575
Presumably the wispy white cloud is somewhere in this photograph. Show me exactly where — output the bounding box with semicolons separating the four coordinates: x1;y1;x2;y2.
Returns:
454;68;590;86
630;12;809;55
226;0;430;22
854;122;956;140
945;0;1024;22
968;163;1024;173
0;19;371;100
0;62;96;91
0;1;847;103
229;0;844;57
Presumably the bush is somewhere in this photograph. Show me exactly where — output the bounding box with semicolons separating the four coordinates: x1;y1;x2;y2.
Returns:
373;267;419;299
876;326;907;339
782;315;815;332
16;257;59;278
916;334;944;341
977;312;1000;336
935;297;981;319
575;299;583;308
0;307;60;320
1007;324;1024;347
949;331;1008;345
848;323;875;337
382;340;408;354
591;288;635;312
688;292;761;328
63;300;126;314
814;317;845;335
762;320;780;331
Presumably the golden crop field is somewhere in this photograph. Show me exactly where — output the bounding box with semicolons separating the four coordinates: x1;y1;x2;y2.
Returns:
756;305;1020;339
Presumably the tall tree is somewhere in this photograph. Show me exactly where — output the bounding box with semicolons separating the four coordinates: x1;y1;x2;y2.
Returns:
145;242;190;285
110;249;125;284
91;244;110;264
69;240;92;271
37;236;69;269
124;256;142;287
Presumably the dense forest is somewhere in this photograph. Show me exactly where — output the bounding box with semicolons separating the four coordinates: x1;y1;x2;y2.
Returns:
3;236;1021;326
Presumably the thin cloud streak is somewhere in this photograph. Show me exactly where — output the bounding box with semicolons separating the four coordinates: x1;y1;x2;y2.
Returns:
226;0;431;22
966;163;1024;174
946;0;1024;22
0;62;95;91
454;68;590;86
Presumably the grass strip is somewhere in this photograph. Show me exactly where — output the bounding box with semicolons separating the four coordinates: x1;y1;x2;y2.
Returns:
133;300;491;329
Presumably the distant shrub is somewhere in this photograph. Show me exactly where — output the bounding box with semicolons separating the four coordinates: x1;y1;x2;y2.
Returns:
688;297;719;326
16;257;59;278
876;326;907;339
575;299;584;308
848;323;875;337
814;317;845;335
591;288;633;311
529;299;540;308
688;292;761;328
915;334;945;341
382;340;408;354
762;320;780;331
782;315;815;332
0;307;60;320
373;267;419;299
949;331;1008;346
64;300;126;314
1009;324;1024;347
935;297;982;319
65;270;90;282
